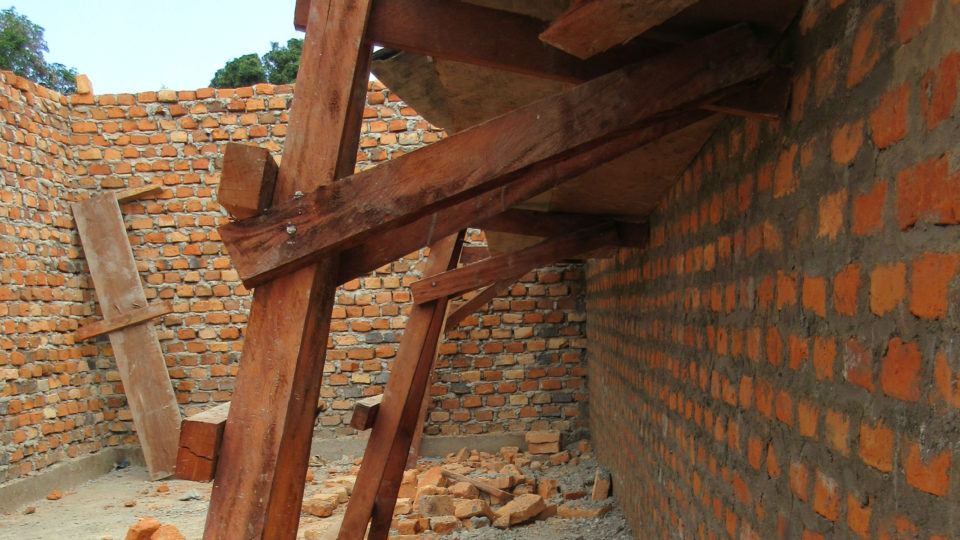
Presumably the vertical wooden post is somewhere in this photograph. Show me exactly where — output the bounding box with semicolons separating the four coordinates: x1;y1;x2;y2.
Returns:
202;1;373;538
338;232;465;540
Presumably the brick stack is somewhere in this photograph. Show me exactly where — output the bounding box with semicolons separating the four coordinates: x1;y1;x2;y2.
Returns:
0;77;587;484
587;0;960;538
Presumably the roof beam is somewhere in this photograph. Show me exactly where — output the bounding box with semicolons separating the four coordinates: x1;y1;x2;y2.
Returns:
476;209;611;237
220;25;773;287
539;0;700;59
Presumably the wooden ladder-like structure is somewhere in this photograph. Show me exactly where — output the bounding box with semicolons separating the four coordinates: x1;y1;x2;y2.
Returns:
200;1;783;538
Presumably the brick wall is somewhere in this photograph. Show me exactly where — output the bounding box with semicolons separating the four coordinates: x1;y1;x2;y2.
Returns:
0;75;587;484
586;1;960;537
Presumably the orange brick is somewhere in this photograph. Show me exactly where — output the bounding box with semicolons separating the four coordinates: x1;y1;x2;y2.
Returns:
909;252;960;319
919;52;960;130
843;338;875;393
825;409;850;455
898;0;935;43
797;400;819;438
833;263;861;316
869;263;906;315
813;471;840;521
802;276;827;317
903;440;951;496
789;461;809;501
813;336;836;381
869;86;909;149
851;181;887;236
846;494;872;538
847;5;886;88
859;421;894;472
765;327;782;366
830;121;863;165
880;337;922;402
895;156;960;230
773;144;799;198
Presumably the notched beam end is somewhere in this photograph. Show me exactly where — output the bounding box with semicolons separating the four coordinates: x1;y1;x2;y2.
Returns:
349;394;383;431
75;300;174;341
218;143;279;220
116;184;163;203
293;0;310;31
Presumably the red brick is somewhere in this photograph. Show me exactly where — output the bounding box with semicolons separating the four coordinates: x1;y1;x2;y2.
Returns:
789;461;809;501
830;121;863;165
846;494;872;538
851;181;887;236
813;336;836;381
812;471;840;521
879;337;922;402
847;5;886;88
869;85;909;149
843;338;875;393
773;144;799;198
833;263;861;316
895;156;960;229
909;252;960;319
825;409;850;455
898;0;935;43
903;440;951;496
859;421;894;472
802;276;826;317
869;263;906;315
919;52;960;130
817;189;848;240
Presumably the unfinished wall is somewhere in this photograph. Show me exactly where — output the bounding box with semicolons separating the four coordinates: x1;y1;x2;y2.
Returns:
587;0;960;537
1;76;587;484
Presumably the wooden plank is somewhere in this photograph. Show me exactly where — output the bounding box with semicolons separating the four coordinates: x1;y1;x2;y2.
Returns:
75;300;173;341
217;143;279;219
412;224;619;305
701;70;793;121
116;183;162;203
175;402;230;482
203;1;374;538
349;394;382;431
220;25;773;287
339;233;464;540
539;0;700;59
476;209;608;238
459;245;490;265
335;109;711;284
293;0;309;30
72;195;181;480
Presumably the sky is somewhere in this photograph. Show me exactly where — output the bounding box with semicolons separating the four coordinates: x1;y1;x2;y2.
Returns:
8;0;303;94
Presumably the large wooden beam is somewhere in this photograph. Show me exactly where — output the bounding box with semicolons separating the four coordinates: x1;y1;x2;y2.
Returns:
339;234;465;540
336;110;707;284
349;394;382;431
175;402;230;483
476;209;610;237
220;25;773;287
539;0;699;59
412;223;618;305
203;1;373;538
75;300;173;341
217;143;279;219
445;280;516;330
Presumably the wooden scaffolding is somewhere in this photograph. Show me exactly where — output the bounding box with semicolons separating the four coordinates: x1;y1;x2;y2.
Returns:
197;0;799;538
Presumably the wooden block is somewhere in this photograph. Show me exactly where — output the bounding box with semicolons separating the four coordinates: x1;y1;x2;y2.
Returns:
219;25;774;287
116;183;162;203
217;143;279;219
75;300;174;341
72;194;181;479
175;402;230;482
349;394;382;431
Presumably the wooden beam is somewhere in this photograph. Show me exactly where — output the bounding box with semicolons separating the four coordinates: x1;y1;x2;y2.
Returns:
175;402;230;482
339;233;464;540
459;245;490;265
72;195;181;480
441;470;515;501
445;280;515;330
539;0;699;59
220;25;773;287
413;224;619;305
293;0;309;30
335;109;710;284
217;143;279;219
476;209;608;238
349;394;382;431
116;183;162;203
75;300;173;341
701;70;793;121
203;1;374;538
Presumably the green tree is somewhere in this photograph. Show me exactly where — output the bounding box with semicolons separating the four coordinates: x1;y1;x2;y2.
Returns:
262;38;302;84
209;39;303;88
210;53;267;88
0;7;76;93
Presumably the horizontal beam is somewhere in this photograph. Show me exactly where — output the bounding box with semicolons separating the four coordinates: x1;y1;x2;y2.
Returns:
218;143;279;219
349;394;383;431
334;110;707;284
220;25;773;287
116;184;162;203
412;223;618;304
476;209;609;237
539;0;698;59
75;300;173;341
445;279;515;330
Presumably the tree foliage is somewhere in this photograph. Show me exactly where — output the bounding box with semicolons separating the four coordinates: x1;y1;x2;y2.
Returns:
210;39;303;88
0;8;76;93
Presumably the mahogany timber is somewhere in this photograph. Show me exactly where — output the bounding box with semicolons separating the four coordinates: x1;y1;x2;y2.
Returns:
217;143;279;219
349;394;383;431
75;300;174;341
334;110;711;284
412;224;619;304
72;194;181;480
539;0;700;59
202;1;374;538
338;233;464;540
175;402;230;482
220;25;773;287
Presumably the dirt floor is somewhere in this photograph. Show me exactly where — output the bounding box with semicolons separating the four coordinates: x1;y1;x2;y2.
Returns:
0;441;633;540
